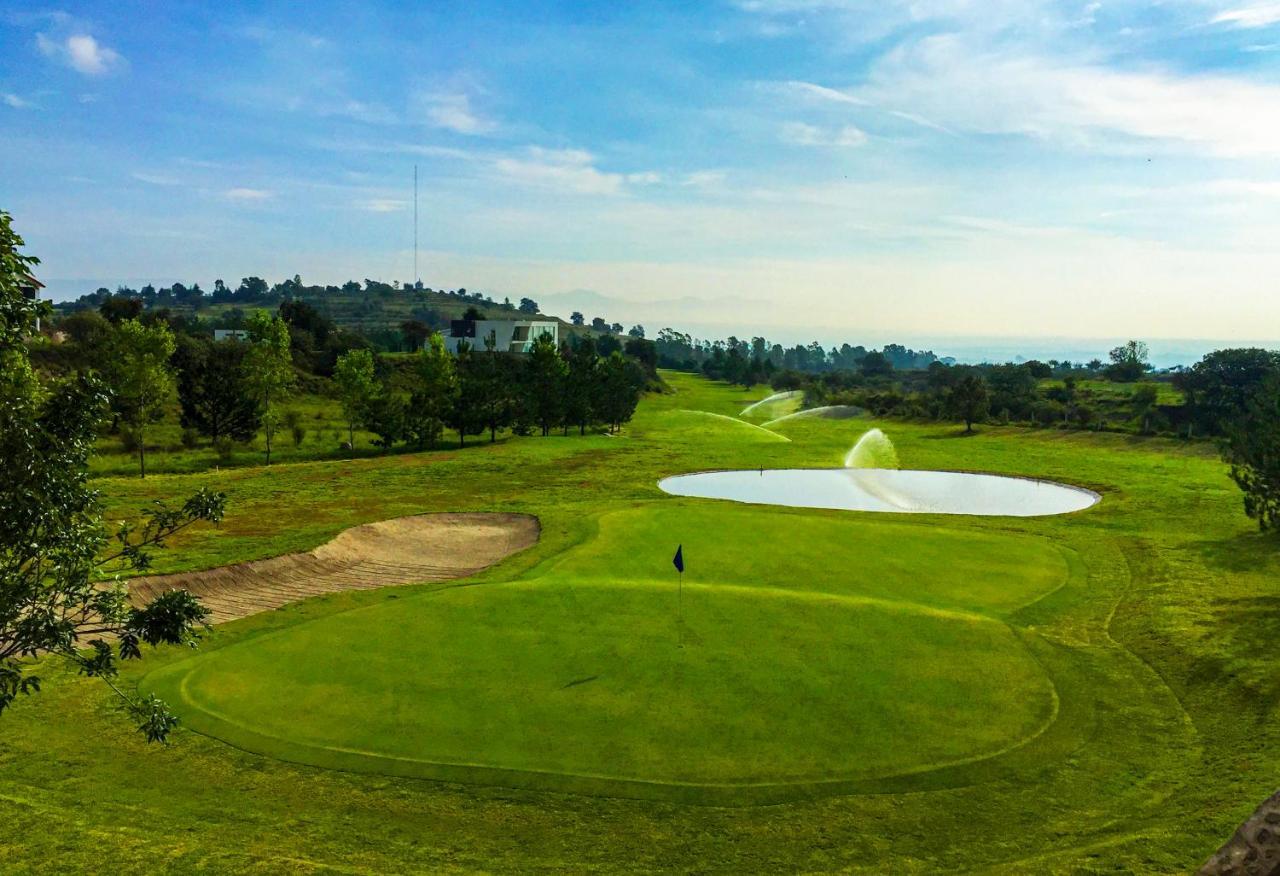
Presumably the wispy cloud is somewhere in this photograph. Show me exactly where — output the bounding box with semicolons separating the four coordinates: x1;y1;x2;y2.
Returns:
493;147;624;195
1211;3;1280;28
780;121;867;147
2;93;32;109
420;90;494;135
771;79;868;106
857;34;1280;157
224;187;273;202
132;171;182;186
36;32;125;76
355;198;409;212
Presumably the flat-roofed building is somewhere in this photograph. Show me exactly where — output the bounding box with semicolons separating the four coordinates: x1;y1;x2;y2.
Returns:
445;319;558;354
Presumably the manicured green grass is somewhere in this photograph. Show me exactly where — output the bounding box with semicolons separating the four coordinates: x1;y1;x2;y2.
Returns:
2;370;1278;872
144;505;1066;801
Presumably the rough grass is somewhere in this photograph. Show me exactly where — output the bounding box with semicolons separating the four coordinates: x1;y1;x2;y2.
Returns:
1;371;1277;873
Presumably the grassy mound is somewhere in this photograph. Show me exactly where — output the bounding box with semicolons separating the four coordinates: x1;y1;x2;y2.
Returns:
144;507;1067;801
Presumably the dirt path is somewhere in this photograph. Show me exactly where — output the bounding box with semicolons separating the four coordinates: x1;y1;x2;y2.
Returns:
128;513;540;624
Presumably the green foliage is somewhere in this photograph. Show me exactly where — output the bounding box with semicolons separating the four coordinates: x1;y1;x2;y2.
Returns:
102;319;177;477
243;311;295;465
1176;347;1280;436
173;336;262;443
1104;339;1151;382
860;350;892;377
333;347;378;447
0;211;225;740
405;334;457;449
944;371;991;432
526;332;568;436
1224;375;1280;530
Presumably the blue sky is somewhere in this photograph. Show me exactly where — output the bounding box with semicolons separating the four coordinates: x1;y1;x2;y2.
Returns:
4;1;1280;344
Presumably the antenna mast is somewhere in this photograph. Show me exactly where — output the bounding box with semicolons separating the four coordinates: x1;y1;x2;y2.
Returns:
413;164;419;286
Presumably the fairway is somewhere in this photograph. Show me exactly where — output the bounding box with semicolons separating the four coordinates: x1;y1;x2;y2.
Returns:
6;370;1276;872
143;506;1068;801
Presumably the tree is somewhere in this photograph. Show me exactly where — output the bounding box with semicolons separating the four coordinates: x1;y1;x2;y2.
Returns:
986;364;1038;421
362;393;405;451
475;335;514;442
1105;340;1150;382
59;309;112;347
450;342;487;446
595;352;644;433
570;311;584;327
400;320;431;352
563;341;599;435
173;336;261;444
405;333;457;449
1024;360;1052;379
105;319;176;478
526;332;568;436
333;348;377;448
860;350;892;377
98;297;143;324
1131;383;1160;434
0;209;226;741
628;325;645;339
1224;374;1280;531
243;311;295;465
945;372;990;433
518;297;539;314
1175;348;1280;436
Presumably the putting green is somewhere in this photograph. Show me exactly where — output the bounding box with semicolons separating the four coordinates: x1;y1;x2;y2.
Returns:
143;506;1072;802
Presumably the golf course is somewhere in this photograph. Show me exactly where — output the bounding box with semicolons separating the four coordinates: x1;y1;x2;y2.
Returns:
1;369;1275;871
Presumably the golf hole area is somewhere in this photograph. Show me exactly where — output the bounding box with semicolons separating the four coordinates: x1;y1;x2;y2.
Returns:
659;468;1100;517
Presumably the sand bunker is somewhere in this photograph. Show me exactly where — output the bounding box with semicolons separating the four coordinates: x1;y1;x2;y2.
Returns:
659;469;1099;517
128;513;540;624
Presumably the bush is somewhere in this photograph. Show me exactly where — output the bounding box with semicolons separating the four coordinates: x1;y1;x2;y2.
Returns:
119;427;141;453
213;435;235;462
181;427;200;449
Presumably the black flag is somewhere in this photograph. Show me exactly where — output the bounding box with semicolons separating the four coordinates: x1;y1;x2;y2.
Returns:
672;544;684;574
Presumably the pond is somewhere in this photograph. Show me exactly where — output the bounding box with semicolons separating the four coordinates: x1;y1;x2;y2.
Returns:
658;468;1100;517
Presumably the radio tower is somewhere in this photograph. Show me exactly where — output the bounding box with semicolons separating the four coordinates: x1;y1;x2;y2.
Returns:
413;164;418;287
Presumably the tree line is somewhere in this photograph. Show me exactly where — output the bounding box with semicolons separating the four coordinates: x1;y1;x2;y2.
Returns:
333;333;647;452
653;329;946;382
42;292;651;476
771;340;1280;532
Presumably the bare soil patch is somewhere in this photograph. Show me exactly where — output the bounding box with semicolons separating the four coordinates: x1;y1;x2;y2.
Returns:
128;513;540;624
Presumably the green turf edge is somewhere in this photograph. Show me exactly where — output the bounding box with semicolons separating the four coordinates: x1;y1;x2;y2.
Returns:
140;594;1070;807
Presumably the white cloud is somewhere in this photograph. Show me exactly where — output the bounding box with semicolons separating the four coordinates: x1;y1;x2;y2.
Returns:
682;170;727;188
421;91;494;135
780;121;868;146
224;188;273;202
2;93;32;109
857;35;1280;157
771;79;868;106
37;32;125;76
356;198;409;212
627;171;663;185
132;172;182;186
493;147;625;195
1212;3;1280;28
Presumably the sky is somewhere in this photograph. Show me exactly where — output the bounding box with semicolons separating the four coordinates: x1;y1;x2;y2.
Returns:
4;1;1280;352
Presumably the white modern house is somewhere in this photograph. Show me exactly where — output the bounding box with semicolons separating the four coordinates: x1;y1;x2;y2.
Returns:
21;273;42;331
445;319;558;354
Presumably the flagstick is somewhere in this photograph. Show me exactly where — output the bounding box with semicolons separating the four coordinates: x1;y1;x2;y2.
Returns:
678;568;683;649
